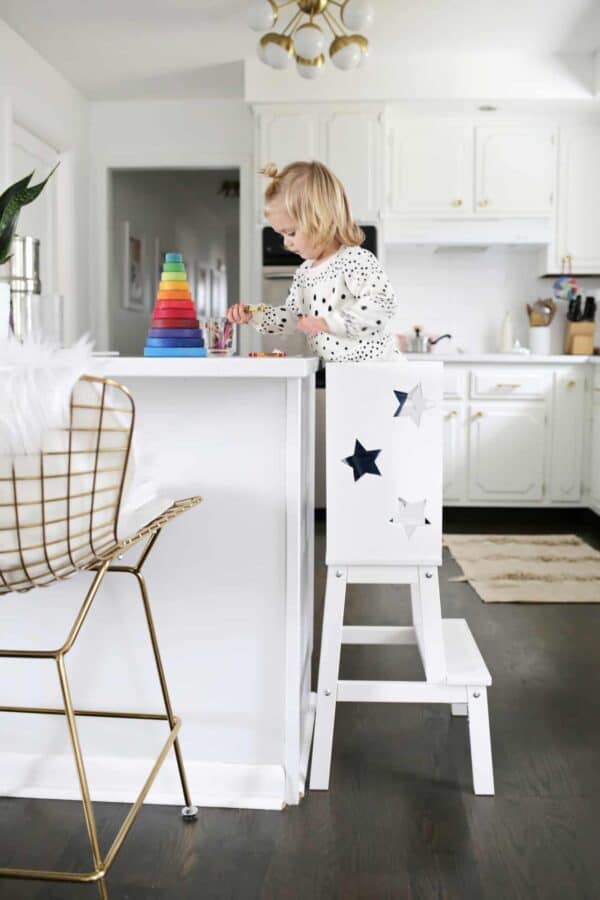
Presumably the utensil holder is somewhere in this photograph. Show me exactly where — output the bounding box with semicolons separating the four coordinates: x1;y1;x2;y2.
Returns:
528;325;551;356
204;317;235;355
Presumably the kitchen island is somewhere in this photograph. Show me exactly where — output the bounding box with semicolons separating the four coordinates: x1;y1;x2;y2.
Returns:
0;357;318;810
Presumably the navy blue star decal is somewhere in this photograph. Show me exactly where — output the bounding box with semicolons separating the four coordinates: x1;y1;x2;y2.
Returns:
393;390;408;417
342;440;382;481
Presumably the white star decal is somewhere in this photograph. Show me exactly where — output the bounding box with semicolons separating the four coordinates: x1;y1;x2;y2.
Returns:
389;497;431;539
396;383;435;427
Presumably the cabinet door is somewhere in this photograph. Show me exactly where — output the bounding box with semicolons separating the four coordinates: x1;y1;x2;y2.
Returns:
475;126;555;216
387;120;473;215
443;404;466;503
549;371;585;502
468;403;546;502
591;401;600;505
255;111;319;222
557;129;600;273
321;110;382;221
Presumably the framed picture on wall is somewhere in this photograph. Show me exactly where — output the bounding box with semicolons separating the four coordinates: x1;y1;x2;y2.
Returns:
194;263;210;317
122;221;146;312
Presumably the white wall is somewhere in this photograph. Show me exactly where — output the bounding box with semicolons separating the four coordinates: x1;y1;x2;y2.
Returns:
111;169;240;355
0;20;89;342
385;246;600;354
89;100;253;351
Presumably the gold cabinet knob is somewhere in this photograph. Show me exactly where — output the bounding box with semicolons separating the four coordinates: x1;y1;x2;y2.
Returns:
567;379;576;389
474;411;484;419
478;199;489;207
445;409;458;418
451;199;463;207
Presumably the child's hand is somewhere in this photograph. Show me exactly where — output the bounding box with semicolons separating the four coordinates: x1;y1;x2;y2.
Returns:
227;303;253;324
297;316;330;337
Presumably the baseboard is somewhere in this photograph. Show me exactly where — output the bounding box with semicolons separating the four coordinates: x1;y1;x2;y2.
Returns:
0;752;287;811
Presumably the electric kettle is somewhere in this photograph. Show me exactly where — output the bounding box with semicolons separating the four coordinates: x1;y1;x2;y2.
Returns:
407;326;452;353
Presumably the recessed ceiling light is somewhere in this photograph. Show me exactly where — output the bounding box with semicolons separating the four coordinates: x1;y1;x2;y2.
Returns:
478;105;498;112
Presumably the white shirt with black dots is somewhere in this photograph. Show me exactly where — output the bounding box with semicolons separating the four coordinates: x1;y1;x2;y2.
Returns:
251;245;399;361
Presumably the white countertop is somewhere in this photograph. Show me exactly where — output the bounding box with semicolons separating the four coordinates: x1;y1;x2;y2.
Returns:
407;353;598;365
92;355;320;378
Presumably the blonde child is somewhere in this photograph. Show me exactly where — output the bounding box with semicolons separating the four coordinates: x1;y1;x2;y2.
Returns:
227;161;399;362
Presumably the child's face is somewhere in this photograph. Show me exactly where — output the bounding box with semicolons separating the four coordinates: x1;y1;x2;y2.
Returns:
266;200;320;261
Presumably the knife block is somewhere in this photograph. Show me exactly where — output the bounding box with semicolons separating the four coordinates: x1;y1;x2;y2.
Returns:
564;321;595;355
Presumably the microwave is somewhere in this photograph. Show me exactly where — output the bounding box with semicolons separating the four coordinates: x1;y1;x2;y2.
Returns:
262;224;378;268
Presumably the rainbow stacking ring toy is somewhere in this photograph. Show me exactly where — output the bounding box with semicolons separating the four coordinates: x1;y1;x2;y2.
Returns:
144;253;207;357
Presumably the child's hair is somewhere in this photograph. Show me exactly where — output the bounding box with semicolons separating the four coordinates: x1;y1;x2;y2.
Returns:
260;160;364;249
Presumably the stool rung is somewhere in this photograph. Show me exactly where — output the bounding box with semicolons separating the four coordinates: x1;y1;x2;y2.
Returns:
342;626;416;645
337;680;467;704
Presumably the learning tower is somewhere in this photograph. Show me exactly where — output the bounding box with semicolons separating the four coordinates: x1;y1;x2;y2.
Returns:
144;253;207;357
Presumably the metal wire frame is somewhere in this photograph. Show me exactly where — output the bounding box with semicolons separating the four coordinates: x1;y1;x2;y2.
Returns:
0;376;203;896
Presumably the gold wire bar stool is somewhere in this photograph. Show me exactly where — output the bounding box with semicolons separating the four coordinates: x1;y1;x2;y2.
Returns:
0;375;202;896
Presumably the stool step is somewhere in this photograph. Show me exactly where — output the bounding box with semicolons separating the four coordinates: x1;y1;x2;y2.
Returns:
337;681;466;704
443;619;491;687
342;625;416;645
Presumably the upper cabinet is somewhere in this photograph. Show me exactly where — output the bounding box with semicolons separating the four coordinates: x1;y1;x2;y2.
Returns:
384;116;556;218
554;128;600;274
253;105;384;223
387;121;473;215
475;126;555;216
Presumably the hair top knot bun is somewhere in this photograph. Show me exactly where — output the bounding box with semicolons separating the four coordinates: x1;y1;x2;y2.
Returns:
260;162;280;180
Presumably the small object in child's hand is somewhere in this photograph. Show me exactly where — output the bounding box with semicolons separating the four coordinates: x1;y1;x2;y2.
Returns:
244;304;268;313
248;350;286;357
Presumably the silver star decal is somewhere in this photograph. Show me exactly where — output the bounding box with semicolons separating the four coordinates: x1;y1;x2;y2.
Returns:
396;383;435;427
389;497;431;539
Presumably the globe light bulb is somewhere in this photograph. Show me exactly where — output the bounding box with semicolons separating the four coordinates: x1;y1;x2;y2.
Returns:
293;22;325;60
341;0;374;31
262;33;293;69
296;53;324;79
248;0;277;32
329;35;362;70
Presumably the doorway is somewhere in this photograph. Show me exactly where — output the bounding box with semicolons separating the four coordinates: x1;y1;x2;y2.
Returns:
109;168;240;356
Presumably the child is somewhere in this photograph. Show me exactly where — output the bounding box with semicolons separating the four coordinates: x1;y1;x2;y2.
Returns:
227;161;399;362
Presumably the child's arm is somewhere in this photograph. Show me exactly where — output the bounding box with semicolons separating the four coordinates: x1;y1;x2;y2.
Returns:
323;248;398;339
249;271;302;336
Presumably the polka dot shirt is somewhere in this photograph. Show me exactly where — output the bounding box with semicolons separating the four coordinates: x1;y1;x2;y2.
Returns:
251;246;399;362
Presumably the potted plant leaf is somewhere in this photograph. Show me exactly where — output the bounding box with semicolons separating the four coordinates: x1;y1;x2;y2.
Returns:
0;164;59;339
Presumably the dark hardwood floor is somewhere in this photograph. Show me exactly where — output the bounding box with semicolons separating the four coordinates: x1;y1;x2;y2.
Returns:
2;510;600;900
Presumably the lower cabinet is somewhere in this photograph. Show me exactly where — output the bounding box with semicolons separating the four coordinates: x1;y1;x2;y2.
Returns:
549;371;586;502
590;398;600;509
443;404;466;501
467;402;547;502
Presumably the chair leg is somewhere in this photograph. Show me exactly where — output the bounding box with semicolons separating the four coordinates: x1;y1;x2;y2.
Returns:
134;570;197;820
310;567;347;791
467;686;495;795
55;654;105;879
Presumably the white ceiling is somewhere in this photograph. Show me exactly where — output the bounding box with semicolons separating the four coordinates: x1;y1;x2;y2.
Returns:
0;0;599;99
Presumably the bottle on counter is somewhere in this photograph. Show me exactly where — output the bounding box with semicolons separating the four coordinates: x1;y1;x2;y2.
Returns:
499;311;514;353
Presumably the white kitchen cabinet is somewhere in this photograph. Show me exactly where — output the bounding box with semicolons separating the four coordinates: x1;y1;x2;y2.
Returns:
590;398;600;509
321;110;382;221
549;370;586;502
443;403;466;502
386;119;473;216
254;105;384;223
468;402;547;502
554;128;600;274
475;126;555;216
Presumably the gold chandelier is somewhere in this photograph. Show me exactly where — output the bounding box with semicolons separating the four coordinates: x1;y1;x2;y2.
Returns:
248;0;373;78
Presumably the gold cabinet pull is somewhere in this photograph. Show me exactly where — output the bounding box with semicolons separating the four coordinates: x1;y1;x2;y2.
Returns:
451;199;463;207
566;379;577;389
496;383;520;389
478;199;489;207
445;410;458;418
473;411;484;419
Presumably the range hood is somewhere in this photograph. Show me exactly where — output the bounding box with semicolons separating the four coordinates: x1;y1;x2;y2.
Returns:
384;217;551;249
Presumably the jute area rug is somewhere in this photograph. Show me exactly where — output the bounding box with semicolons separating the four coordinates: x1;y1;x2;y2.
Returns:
443;534;600;603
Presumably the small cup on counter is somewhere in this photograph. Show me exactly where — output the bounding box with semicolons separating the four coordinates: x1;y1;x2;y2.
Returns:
203;316;236;355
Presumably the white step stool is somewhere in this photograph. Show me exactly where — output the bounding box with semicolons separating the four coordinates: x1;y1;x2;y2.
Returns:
310;362;494;796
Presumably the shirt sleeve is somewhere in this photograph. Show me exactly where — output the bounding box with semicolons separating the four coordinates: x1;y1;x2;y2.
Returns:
251;270;302;336
323;248;398;340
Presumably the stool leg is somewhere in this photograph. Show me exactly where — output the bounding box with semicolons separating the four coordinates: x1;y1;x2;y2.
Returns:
467;686;495;795
411;568;446;682
135;571;197;820
310;567;347;790
56;655;104;875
